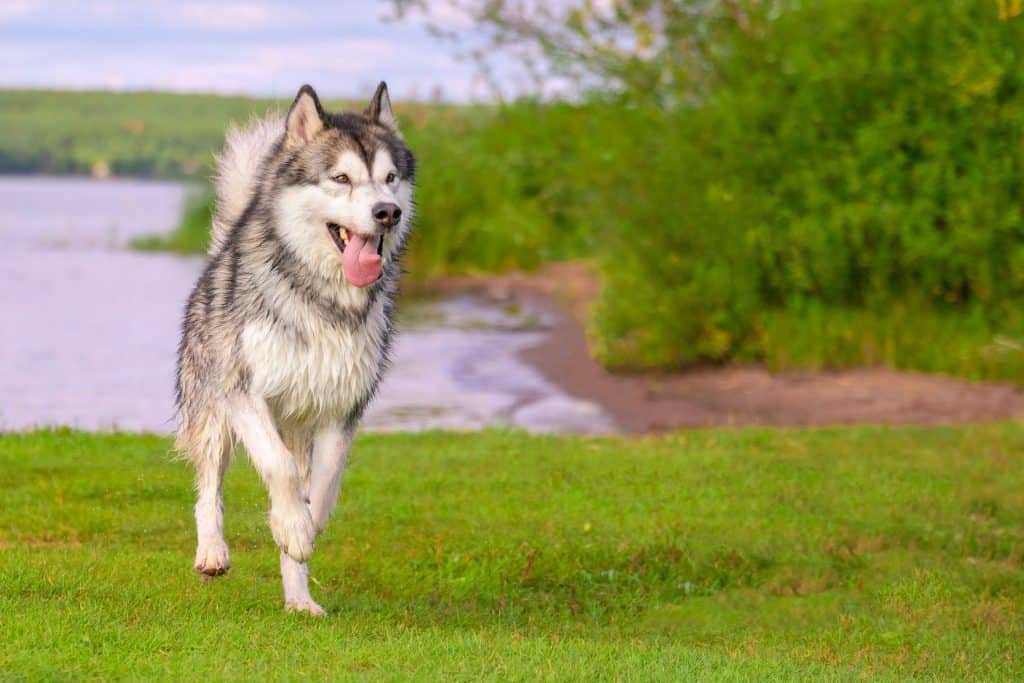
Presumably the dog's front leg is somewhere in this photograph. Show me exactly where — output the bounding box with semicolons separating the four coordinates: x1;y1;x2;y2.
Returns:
230;397;322;614
193;440;232;576
229;397;316;564
274;425;352;617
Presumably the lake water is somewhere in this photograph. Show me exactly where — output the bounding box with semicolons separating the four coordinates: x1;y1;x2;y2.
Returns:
0;176;613;434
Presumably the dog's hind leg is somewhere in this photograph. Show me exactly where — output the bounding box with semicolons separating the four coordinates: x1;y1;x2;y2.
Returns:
308;424;354;533
191;416;233;577
279;551;323;616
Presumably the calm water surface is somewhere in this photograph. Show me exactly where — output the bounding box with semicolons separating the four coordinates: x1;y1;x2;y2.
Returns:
0;176;613;434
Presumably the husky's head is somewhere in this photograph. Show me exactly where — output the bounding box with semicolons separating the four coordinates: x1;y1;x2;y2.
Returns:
273;83;415;288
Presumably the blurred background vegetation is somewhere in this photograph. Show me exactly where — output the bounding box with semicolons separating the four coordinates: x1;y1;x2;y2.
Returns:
3;0;1024;380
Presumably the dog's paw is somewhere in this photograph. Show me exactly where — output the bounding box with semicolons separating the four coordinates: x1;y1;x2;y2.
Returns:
270;503;316;563
194;538;231;576
285;597;326;616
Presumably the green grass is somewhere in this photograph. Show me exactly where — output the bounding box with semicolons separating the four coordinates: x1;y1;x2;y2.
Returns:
3;426;1024;679
757;306;1024;381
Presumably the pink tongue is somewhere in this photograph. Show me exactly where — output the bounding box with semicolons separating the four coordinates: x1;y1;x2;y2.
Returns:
342;233;382;287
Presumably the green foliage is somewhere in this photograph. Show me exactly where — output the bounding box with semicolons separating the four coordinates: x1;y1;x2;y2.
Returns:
586;105;762;367
407;102;596;274
592;0;1024;374
4;426;1024;678
757;305;1024;379
725;0;1024;311
132;187;213;254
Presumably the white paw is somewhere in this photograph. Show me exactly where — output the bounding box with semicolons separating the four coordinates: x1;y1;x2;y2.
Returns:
270;503;316;562
285;597;326;616
194;538;231;576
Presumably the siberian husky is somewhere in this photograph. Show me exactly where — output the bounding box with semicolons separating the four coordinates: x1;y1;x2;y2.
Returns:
175;83;414;614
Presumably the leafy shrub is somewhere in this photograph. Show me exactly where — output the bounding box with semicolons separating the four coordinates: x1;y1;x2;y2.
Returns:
592;0;1024;377
404;102;596;275
586;105;761;367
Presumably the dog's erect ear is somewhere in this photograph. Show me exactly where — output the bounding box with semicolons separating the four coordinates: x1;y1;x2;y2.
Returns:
285;84;325;147
366;81;398;130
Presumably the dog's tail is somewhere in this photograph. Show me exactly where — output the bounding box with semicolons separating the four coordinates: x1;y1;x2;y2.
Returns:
209;113;284;256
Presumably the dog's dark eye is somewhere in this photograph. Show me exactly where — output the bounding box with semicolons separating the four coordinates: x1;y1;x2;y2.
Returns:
333;173;350;184
385;172;396;184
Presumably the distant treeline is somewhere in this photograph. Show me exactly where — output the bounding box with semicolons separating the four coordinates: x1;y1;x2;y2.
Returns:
8;0;1024;380
0;90;275;178
0;89;455;179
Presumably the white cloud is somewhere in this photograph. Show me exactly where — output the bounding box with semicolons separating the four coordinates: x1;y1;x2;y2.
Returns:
0;0;519;101
0;0;37;23
403;2;475;31
170;2;305;32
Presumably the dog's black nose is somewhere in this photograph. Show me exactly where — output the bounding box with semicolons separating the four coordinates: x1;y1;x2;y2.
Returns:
372;202;402;229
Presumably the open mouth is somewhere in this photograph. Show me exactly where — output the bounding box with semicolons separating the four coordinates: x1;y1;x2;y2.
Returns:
326;222;384;257
326;222;384;288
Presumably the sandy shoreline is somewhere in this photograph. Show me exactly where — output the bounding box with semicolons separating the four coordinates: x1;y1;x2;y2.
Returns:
409;263;1024;434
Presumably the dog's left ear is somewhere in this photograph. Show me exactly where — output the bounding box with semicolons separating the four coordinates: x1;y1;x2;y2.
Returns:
286;84;326;148
366;81;398;131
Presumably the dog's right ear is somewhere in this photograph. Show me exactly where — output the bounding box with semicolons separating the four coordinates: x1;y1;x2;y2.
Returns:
285;84;325;148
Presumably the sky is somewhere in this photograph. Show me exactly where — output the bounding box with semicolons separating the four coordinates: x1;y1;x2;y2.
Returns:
0;0;499;101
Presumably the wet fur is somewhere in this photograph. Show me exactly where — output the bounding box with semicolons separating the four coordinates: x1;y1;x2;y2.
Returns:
175;83;414;614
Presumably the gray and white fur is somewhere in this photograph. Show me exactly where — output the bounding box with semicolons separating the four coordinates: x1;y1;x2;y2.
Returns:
175;83;415;615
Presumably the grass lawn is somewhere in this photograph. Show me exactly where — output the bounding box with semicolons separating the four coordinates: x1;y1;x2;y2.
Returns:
2;426;1024;680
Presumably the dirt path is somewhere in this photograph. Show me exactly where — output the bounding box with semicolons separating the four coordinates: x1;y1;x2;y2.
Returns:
410;263;1024;434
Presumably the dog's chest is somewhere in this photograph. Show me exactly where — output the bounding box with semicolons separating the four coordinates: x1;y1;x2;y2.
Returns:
240;301;389;422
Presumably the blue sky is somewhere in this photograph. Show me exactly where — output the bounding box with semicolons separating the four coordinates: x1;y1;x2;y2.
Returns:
0;1;495;100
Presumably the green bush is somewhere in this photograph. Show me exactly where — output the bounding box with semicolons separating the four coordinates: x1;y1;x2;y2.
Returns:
593;0;1024;377
586;105;760;367
403;103;595;275
730;0;1024;310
